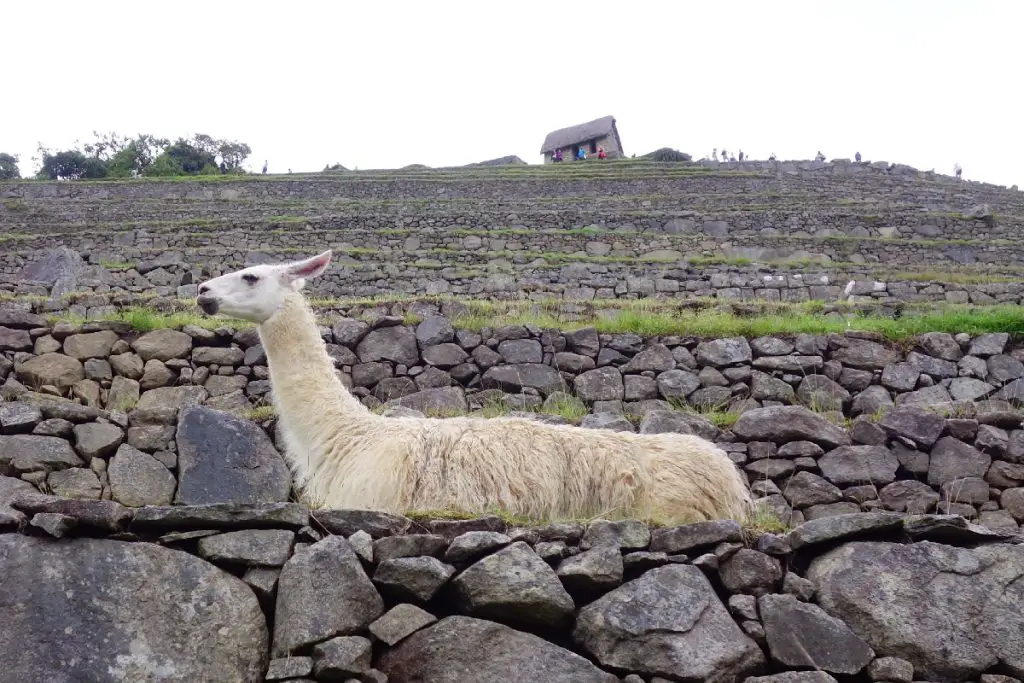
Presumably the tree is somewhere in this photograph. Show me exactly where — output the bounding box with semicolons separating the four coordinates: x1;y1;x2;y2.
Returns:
0;153;19;180
36;148;108;180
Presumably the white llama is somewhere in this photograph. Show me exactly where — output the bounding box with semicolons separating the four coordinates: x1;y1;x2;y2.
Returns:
195;250;752;523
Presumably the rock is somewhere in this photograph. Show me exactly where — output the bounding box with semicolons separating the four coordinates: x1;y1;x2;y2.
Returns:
918;332;962;361
878;480;940;513
481;364;564;397
368;603;438;646
175;405;291;504
72;422;124;458
385;386;467;414
581;519;651;550
0;534;266;682
881;362;921;392
196;529;295;566
422;343;470;368
131;328;194;361
16;353;85;391
759;593;874;674
733;406;851;447
650;519;742;553
751;371;797;402
948;377;996;401
416;316;455;346
373;534;447;562
988;355;1024;383
47;466;101;500
573;564;765;680
788;512;904;549
747;674;837;683
903;513;1015;543
444;530;512;564
928;436;992;486
783;471;843;508
273;536;383;656
851;385;894;416
314;509;411;538
819;445;899;486
831;337;899;370
621;343;675;373
312;635;372;679
357;325;419;365
30;511;77;537
265;656;313;681
695;337;752;367
62;330;119;360
107;444;176;507
130;502;308;530
573;366;624;402
579;412;634;432
0;434;83;474
556;546;623;594
867;656;915;683
373;556;456;602
797;375;850;411
451;541;575;630
130;385;208;424
0;401;42;434
879;407;946;447
719;548;783;595
378;615;618;683
638;409;720;440
809;540;1024;681
191;346;244;366
968;333;1009;357
656;368;702;398
0;327;32;352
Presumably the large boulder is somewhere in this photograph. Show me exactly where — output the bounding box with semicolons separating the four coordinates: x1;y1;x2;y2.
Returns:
16;246;93;298
16;353;85;392
174;405;291;505
808;541;1024;682
378;616;617;683
573;564;765;681
0;534;267;682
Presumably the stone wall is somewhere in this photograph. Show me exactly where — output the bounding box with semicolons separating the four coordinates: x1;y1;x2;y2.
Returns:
2;302;1024;680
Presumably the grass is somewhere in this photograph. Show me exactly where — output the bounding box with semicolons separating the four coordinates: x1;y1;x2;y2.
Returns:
53;298;1024;342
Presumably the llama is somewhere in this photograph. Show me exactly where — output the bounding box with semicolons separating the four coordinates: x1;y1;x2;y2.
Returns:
195;251;752;524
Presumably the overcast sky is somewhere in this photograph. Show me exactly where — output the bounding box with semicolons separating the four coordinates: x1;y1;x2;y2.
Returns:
5;1;1021;187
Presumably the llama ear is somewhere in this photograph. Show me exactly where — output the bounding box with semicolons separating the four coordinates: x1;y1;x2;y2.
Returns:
283;250;332;285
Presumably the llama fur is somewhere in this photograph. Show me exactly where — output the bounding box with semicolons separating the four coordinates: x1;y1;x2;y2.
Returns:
196;250;752;523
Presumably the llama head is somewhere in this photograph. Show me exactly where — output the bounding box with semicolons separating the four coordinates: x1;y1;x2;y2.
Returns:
196;250;332;323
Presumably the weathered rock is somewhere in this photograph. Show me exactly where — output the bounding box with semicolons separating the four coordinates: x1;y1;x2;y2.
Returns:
131;328;194;361
273;535;384;656
196;529;295;566
879;406;946;447
373;534;448;562
130;502;308;530
0;434;83;474
918;332;962;361
386;386;467;414
373;556;456;602
928;436;992;486
573;564;765;680
444;530;512;564
809;541;1024;681
378;615;618;683
638;409;719;440
312;635;372;680
831;337;899;370
695;337;752;367
797;375;850;412
968;333;1009;357
314;509;411;538
878;480;940;513
130;385;208;424
733;406;851;447
107;443;177;506
0;535;267;682
581;519;651;550
0;327;32;352
819;445;899;486
481;364;564;397
175;405;291;504
357;325;419;365
759;593;874;674
415;315;455;347
63;330;119;360
719;548;783;595
451;541;575;630
368;603;438;646
556;546;623;594
788;512;904;549
0;402;42;434
265;656;313;681
46;467;102;500
573;366;624;402
783;471;843;508
16;353;85;391
71;422;124;458
650;519;742;553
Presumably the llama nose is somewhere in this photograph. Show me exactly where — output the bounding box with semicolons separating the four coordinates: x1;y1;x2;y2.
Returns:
198;285;210;295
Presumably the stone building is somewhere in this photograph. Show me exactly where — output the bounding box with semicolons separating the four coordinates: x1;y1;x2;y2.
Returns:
540;115;624;163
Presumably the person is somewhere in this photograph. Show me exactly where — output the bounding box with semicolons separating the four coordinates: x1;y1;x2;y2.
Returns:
262;160;268;174
712;148;718;161
954;162;962;180
738;150;744;162
815;151;826;162
769;152;776;161
553;149;563;162
598;147;607;160
219;161;227;174
577;147;587;161
855;151;862;162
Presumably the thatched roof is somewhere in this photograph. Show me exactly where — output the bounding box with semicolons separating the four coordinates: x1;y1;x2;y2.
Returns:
540;115;619;154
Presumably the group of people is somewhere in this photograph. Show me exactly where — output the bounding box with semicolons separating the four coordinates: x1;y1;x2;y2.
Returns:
551;146;607;162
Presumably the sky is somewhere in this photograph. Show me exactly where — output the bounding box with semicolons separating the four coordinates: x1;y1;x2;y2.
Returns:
4;1;1022;187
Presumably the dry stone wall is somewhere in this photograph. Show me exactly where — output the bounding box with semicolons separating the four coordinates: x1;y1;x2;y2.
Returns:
2;300;1024;680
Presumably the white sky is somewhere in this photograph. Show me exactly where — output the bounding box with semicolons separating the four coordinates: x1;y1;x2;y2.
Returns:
4;0;1022;187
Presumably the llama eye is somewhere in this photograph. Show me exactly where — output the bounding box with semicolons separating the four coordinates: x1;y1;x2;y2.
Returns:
242;274;259;285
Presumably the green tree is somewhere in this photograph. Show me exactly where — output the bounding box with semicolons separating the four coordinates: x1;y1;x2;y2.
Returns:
37;148;108;180
0;153;19;180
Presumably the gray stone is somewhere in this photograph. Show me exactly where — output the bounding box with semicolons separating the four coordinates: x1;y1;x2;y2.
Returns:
732;406;851;447
357;325;419;365
108;444;176;507
948;377;996;401
130;385;208;424
444;530;512;564
928;436;991;486
719;548;783;595
368;603;438;646
265;657;313;681
903;513;1015;543
759;593;874;674
573;564;765;681
879;480;940;513
373;556;456;602
191;345;245;366
373;533;447;562
451;541;575;629
918;332;962;361
314;509;411;538
556;546;623;594
783;471;843;508
0;534;267;682
809;541;1024;681
385;386;467;414
751;336;795;356
579;412;634;432
312;635;372;679
29;511;77;537
656;368;702;399
788;512;904;549
988;355;1024;383
879;407;946;447
831;337;899;370
751;371;797;402
638;409;719;440
378;615;617;683
109;352;144;379
0;402;42;434
16;353;85;391
0;326;32;352
746;674;837;683
907;351;958;379
175;405;291;504
581;519;651;550
819;445;899;486
881;362;921;392
621;343;675;373
0;434;83;474
851;385;895;416
273;536;383;656
131;502;308;530
497;338;542;364
650;519;743;553
481;364;564;397
62;331;119;360
332;318;370;347
71;422;124;458
752;355;825;373
797;375;850;412
867;656;915;683
196;529;295;566
573;366;624;402
695;337;752;367
46;467;102;500
415;316;455;346
422;343;470;368
968;333;1009;357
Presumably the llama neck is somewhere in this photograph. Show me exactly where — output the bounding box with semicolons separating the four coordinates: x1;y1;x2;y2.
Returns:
258;292;370;442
